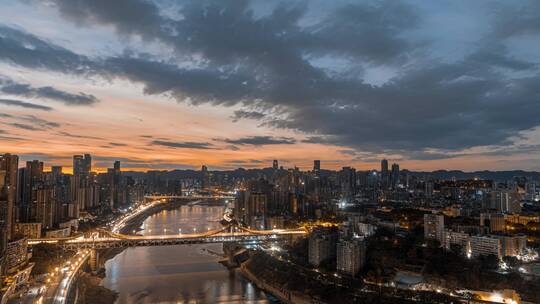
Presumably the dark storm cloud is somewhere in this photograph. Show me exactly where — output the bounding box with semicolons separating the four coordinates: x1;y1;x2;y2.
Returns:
492;1;540;38
0;25;93;74
300;1;419;63
103;56;255;105
231;110;266;122
50;0;167;41
4;0;540;160
0;78;98;105
151;140;214;150
0;98;52;110
465;47;537;71
223;136;296;146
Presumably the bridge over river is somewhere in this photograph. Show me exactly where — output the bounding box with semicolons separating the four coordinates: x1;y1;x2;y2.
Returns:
28;223;307;250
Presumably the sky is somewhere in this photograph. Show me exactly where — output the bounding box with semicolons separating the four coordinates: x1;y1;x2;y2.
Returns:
0;0;540;172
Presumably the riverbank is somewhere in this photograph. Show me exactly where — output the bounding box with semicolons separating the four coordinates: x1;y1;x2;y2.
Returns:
75;273;118;304
240;254;321;304
240;263;313;304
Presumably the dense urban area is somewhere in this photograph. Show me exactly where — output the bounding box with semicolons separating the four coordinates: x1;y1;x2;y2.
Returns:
0;153;539;303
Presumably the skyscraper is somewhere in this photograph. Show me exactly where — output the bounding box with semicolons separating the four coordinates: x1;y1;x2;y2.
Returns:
201;165;210;190
313;160;321;172
73;154;91;175
381;159;389;189
51;166;62;178
0;154;18;240
381;159;388;174
391;163;400;189
21;160;43;222
337;239;366;277
424;214;445;245
339;167;356;198
111;161;122;207
490;190;521;214
272;160;278;170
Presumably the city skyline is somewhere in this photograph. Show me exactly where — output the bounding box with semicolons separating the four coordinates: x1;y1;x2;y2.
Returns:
3;2;540;303
1;1;540;172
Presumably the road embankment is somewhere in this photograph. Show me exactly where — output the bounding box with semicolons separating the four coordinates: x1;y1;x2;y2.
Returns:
239;258;319;304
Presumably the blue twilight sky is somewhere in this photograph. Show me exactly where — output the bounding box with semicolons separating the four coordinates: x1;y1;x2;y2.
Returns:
0;0;540;171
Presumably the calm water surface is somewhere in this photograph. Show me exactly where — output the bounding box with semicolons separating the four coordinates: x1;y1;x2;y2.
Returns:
102;203;272;304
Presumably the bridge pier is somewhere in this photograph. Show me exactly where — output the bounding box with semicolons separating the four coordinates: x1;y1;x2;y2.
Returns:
89;248;99;272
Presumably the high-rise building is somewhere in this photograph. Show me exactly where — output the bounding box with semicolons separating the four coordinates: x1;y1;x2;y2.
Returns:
480;213;505;233
525;182;536;201
490;190;521;214
308;228;337;267
425;180;434;198
381;159;389;188
339;167;356;198
0;154;18;241
313;160;321;172
111;161;122;207
443;229;470;252
272;160;278;170
381;159;388;174
499;235;527;257
36;186;56;229
4;237;29;274
72;154;92;216
13;222;41;239
51;166;62;180
337;239;366;277
20;160;43;222
201;165;210;190
424;214;444;245
73;154;91;175
470;235;502;259
391;163;399;189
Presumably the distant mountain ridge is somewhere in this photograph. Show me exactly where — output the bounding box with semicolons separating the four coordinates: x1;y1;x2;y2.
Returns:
123;168;540;181
402;170;540;181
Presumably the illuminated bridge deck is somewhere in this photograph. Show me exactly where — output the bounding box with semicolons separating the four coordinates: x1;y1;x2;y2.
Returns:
28;227;307;250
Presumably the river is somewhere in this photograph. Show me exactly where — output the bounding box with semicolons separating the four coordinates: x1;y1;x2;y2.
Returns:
101;202;274;304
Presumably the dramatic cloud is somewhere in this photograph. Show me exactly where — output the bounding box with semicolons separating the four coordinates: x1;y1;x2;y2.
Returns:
151;140;214;150
0;77;98;105
1;0;540;164
0;25;93;73
231;110;266;122
2;114;60;131
9;122;40;131
0;98;52;110
223;136;296;146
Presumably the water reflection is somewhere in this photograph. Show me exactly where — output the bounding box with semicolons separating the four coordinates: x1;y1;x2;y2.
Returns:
102;204;271;304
